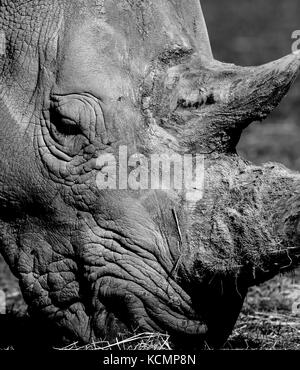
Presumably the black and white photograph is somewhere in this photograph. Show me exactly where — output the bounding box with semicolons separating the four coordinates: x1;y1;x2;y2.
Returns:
0;0;300;364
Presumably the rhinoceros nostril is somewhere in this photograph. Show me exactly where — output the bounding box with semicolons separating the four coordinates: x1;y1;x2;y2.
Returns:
206;93;215;105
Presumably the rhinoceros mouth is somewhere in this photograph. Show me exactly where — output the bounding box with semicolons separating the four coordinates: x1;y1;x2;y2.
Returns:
91;279;208;340
75;230;207;341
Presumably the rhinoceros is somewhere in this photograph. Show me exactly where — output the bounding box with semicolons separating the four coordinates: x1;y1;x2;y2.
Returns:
0;0;300;349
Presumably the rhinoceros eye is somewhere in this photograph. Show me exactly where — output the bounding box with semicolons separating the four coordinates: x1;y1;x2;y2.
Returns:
49;106;82;137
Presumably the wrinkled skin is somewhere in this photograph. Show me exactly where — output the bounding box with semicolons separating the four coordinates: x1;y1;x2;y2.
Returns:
0;0;300;348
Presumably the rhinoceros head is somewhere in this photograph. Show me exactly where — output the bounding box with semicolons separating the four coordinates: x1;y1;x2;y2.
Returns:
0;0;300;348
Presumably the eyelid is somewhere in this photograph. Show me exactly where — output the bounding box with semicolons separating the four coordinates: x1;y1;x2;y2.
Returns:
50;100;81;125
57;114;78;126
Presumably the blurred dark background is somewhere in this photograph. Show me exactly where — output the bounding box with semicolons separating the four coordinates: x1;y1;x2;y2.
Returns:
202;0;300;170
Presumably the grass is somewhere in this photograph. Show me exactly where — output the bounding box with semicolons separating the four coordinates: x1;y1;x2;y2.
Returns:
57;333;172;351
224;274;300;350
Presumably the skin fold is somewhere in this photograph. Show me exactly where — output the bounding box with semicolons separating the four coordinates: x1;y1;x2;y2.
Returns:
0;0;300;348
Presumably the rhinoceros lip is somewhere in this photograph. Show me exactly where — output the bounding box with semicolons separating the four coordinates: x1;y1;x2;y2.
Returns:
90;261;208;340
98;293;208;339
